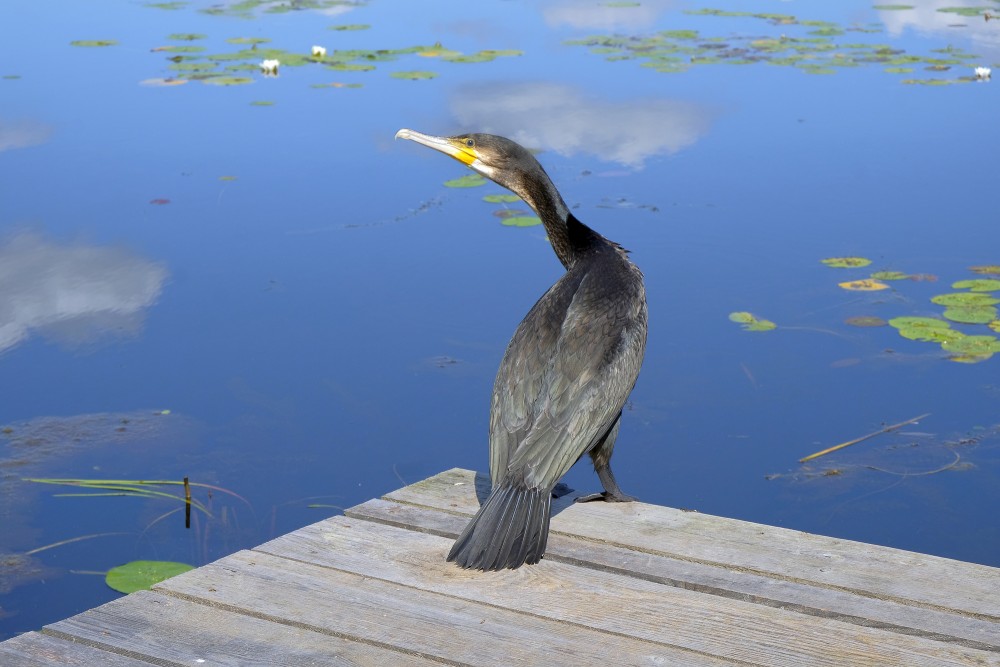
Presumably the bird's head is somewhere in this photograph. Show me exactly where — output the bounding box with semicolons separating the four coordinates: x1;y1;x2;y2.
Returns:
395;129;549;205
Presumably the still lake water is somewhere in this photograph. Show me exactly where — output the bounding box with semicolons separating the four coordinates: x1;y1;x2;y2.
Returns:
2;0;999;638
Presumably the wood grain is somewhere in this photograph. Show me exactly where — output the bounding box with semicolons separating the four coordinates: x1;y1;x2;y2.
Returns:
255;515;998;667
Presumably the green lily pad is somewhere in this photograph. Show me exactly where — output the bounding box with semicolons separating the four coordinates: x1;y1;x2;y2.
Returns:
483;194;522;203
167;33;206;41
106;560;194;594
845;316;887;327
902;78;964;86
444;174;486;188
931;292;1000;307
202;76;254;86
71;40;118;48
250;100;274;106
729;311;777;332
989;320;1000;333
936;6;991;16
943;306;998;325
227;37;271;45
329;24;371;31
501;216;543;227
390;70;438;80
159;45;206;54
888;316;956;342
870;271;909;280
822;257;872;268
942;335;1000;359
327;63;376;72
952;279;1000;292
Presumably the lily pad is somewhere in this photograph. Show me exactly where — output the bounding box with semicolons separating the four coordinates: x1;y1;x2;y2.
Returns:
969;265;1000;276
105;560;194;594
483;194;522;203
870;271;909;280
202;76;254;86
989;320;1000;333
838;279;889;291
845;315;887;327
443;174;486;188
167;33;206;41
822;257;872;268
390;70;438;80
71;40;118;48
728;311;777;332
501;216;543;227
942;334;1000;354
889;316;958;342
936;6;991;16
943;306;998;324
329;24;371;31
952;278;1000;292
930;292;1000;307
227;37;270;45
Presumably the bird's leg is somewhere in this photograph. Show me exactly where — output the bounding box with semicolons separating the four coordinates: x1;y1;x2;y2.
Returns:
575;413;638;503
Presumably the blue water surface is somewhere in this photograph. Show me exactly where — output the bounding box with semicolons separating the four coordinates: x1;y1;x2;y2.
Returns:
2;0;999;639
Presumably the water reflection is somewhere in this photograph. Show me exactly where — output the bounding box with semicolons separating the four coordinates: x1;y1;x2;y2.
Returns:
0;118;52;153
0;232;167;354
541;0;674;30
450;82;712;167
879;1;1000;56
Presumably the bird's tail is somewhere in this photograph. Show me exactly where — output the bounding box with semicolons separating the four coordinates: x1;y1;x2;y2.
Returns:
447;483;551;570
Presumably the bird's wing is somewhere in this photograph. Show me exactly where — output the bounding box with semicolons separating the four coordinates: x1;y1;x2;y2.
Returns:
489;260;645;489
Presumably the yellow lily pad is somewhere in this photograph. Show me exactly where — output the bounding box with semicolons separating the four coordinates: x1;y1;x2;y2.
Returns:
838;279;889;291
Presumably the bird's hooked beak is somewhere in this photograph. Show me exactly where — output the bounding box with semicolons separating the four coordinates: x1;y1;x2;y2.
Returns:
395;128;482;171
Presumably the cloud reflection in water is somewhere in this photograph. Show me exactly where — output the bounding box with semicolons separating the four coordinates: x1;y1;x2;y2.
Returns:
0;232;168;354
0;118;53;153
450;82;712;168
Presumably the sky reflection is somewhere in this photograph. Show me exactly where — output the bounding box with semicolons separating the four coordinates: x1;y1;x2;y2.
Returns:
450;82;712;167
0;118;52;153
0;232;168;354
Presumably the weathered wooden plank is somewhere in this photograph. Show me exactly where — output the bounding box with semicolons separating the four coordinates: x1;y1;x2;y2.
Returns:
254;515;999;667
347;496;1000;651
0;632;150;666
386;468;1000;620
44;589;439;667
154;549;732;667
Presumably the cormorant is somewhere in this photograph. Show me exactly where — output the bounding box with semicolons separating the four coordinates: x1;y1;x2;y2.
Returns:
395;129;648;570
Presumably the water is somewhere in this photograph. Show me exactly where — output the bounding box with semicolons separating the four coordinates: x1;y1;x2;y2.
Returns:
2;0;999;639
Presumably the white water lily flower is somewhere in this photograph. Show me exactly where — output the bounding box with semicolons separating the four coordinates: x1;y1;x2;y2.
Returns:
259;59;280;75
311;45;326;58
975;66;991;79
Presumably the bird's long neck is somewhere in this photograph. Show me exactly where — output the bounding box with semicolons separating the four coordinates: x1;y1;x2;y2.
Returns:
514;167;601;270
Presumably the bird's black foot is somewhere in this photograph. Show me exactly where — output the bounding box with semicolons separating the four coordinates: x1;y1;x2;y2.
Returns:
575;489;638;503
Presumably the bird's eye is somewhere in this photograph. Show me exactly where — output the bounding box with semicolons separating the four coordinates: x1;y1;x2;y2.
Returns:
465;138;475;148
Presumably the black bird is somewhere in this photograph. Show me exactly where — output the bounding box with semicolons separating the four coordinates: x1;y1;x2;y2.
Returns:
395;129;648;570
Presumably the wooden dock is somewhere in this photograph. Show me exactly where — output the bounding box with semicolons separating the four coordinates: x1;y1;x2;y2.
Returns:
2;468;998;666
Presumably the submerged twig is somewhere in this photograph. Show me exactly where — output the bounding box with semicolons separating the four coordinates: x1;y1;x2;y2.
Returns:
867;450;963;477
25;532;130;556
799;412;932;463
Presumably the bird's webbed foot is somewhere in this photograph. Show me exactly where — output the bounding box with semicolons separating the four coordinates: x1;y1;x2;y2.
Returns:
577;459;638;503
575;489;638;503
